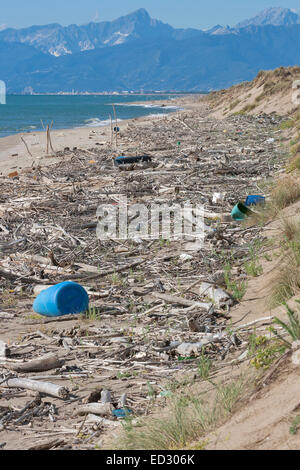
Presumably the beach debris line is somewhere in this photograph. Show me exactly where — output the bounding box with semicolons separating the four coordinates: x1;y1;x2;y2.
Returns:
0;102;287;449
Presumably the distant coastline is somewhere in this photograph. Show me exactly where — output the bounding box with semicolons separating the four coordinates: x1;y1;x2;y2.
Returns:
7;91;208;96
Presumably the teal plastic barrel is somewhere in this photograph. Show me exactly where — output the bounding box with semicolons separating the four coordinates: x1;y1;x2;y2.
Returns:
231;202;253;221
33;281;89;317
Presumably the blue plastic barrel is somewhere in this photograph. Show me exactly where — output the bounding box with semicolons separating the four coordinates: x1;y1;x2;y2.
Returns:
245;195;265;207
33;282;89;317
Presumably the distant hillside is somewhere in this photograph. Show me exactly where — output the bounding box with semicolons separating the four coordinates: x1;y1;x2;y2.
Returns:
0;7;300;93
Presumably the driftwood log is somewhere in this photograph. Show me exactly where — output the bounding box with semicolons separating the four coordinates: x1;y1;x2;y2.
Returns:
7;353;64;373
2;377;69;399
28;438;65;451
74;403;113;417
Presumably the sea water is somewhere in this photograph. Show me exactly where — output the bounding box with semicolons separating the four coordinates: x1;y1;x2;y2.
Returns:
0;94;182;138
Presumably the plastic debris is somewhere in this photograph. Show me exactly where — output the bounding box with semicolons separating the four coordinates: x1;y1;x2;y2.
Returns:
199;282;234;307
231;202;253;221
114;155;152;166
245;195;265;206
212;192;225;204
112;408;133;419
158;391;172;398
8;171;18;178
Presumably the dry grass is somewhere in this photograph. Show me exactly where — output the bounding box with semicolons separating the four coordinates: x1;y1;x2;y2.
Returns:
288;154;300;172
268;263;300;309
0;288;16;307
268;233;300;308
111;375;253;450
270;177;300;212
280;217;299;241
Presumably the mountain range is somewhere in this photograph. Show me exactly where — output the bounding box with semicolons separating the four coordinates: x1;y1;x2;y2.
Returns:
0;7;300;92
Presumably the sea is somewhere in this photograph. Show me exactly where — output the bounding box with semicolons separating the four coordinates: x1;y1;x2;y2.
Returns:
0;94;182;139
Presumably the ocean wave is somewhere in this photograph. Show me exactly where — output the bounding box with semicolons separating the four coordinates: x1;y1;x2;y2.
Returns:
20;125;38;131
83;118;123;127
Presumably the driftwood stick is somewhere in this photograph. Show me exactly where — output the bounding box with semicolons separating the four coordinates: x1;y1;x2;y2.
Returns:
151;292;212;310
28;438;65;451
48;124;55;153
172;117;195;133
0;312;15;319
235;316;274;330
0;268;50;285
7;353;64;373
2;377;69;399
113;104;118;151
77;258;147;281
21;137;33;157
46;125;49;154
110;114;113;145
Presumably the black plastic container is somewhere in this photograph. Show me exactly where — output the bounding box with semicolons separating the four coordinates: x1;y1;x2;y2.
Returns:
114;155;152;166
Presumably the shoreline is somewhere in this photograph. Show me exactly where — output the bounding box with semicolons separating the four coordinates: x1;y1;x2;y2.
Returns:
0;95;198;176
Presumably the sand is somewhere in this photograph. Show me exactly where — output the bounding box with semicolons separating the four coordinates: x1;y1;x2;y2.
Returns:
1;87;297;451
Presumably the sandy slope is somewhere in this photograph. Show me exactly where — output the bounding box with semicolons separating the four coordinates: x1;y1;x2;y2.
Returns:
207;66;300;119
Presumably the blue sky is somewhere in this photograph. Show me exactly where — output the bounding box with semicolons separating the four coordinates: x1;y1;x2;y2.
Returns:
0;0;299;29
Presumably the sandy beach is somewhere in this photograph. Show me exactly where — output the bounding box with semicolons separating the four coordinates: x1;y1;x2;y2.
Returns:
1;82;297;451
0;96;195;176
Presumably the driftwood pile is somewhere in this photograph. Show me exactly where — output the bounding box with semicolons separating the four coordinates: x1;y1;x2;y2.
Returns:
0;105;286;449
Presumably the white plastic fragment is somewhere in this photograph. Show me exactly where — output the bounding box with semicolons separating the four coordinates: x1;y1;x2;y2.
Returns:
212;192;225;204
199;282;233;307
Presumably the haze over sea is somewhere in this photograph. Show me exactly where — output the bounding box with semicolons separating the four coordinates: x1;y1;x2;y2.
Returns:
0;94;181;138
